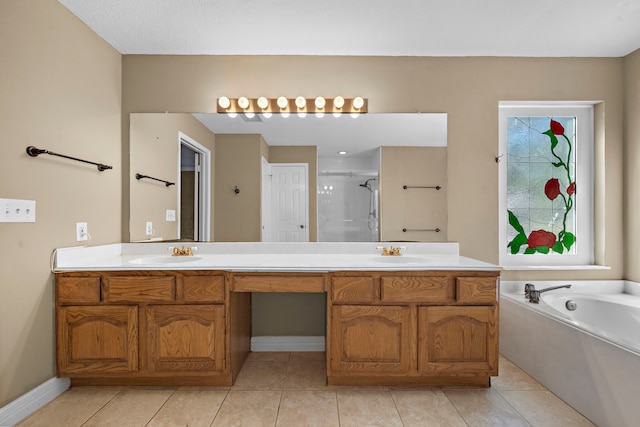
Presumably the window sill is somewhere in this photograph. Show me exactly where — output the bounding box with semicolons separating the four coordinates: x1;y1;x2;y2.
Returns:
500;264;611;271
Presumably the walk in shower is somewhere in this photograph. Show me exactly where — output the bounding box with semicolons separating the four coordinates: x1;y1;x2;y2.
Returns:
317;154;380;242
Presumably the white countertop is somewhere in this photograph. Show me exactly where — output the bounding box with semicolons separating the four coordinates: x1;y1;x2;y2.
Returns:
53;242;500;272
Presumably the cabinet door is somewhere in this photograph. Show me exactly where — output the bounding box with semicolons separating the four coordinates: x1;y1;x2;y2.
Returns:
418;306;497;375
330;305;413;374
146;305;225;372
57;306;138;374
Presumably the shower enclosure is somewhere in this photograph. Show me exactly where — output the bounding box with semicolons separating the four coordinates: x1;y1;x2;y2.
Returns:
317;172;379;242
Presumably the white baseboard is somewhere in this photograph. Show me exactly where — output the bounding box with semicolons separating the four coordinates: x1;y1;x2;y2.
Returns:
251;336;325;352
0;378;70;427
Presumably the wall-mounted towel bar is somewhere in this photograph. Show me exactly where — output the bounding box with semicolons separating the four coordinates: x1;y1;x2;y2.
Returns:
26;146;112;172
403;185;441;190
135;173;175;187
403;228;441;233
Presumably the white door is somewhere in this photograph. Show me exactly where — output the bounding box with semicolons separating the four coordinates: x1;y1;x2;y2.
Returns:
270;164;309;242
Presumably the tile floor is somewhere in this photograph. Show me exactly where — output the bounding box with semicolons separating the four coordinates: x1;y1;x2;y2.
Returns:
17;353;595;426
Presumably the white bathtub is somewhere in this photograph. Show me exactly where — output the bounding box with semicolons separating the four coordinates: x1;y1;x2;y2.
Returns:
500;280;640;427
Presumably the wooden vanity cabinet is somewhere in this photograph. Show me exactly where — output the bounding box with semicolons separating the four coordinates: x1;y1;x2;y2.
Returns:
328;272;499;387
55;271;239;386
56;268;497;388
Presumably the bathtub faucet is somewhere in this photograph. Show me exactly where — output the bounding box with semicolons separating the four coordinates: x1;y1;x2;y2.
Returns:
527;284;572;303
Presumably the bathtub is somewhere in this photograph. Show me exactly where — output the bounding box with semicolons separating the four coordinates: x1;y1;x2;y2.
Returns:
500;280;640;427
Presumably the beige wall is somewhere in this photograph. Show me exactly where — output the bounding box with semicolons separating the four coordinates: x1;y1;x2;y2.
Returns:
624;49;640;280
122;55;625;281
269;145;318;242
129;113;215;241
214;134;266;241
0;0;122;406
380;147;448;242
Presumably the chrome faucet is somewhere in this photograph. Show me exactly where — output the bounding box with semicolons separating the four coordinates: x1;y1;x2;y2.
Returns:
526;284;572;303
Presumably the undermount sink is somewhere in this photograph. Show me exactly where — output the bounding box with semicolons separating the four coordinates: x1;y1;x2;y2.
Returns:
371;256;428;264
128;256;202;265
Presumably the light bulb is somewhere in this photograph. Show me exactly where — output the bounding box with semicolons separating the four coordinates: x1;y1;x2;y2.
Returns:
218;96;231;109
295;96;306;109
257;97;269;109
277;96;288;109
238;97;250;109
353;96;364;110
315;97;326;109
333;96;345;109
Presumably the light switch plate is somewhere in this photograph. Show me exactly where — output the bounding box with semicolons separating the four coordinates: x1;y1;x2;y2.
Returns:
0;198;36;222
166;209;176;221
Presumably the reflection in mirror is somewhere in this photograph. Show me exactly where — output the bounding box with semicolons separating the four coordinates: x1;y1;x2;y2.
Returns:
129;113;447;243
180;144;198;240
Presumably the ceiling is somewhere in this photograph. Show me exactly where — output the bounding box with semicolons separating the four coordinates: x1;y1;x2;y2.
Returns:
58;0;640;57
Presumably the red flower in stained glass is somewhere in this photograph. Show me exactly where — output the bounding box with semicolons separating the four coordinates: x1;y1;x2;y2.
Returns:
527;230;557;248
567;182;575;195
544;178;561;200
550;119;564;135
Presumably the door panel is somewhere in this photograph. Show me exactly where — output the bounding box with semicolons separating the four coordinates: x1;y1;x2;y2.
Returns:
270;164;309;242
146;305;225;372
330;305;413;374
418;306;498;374
57;306;138;374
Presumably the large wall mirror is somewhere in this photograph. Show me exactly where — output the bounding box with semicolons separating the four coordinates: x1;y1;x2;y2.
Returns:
129;112;448;243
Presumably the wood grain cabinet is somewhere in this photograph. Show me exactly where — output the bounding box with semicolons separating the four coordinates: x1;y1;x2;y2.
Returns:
330;304;413;374
146;304;225;372
328;272;499;386
57;305;138;374
55;272;239;386
418;306;497;374
56;269;498;388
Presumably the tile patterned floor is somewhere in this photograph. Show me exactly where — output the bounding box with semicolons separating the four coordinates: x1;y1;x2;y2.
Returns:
16;353;595;426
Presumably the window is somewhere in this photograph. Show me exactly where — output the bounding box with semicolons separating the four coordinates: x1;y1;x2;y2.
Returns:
499;103;594;267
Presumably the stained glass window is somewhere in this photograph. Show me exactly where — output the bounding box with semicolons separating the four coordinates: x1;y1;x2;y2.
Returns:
499;104;594;267
506;116;576;254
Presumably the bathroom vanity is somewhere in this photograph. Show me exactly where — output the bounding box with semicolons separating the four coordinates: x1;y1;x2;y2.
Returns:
53;243;500;387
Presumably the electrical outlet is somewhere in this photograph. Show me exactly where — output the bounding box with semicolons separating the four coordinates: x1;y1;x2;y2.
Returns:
166;209;176;221
146;221;153;236
76;222;88;241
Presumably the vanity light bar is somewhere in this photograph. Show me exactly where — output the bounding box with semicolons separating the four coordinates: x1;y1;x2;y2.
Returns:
216;96;367;115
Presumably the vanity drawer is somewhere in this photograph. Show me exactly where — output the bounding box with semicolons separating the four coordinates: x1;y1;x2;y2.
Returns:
456;277;497;304
183;275;225;302
103;276;175;302
381;276;448;303
57;277;101;304
232;275;325;292
332;277;377;303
